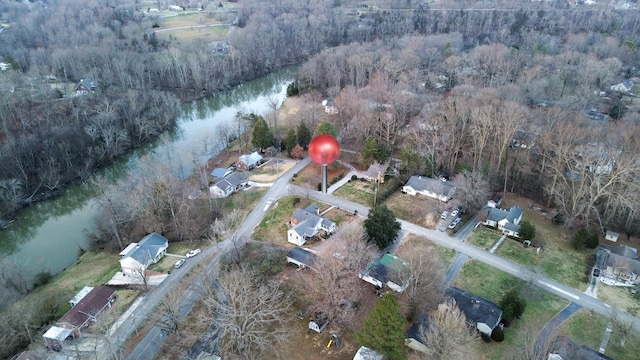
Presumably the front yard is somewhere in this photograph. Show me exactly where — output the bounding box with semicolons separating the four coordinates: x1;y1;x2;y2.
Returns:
466;227;501;250
383;191;443;229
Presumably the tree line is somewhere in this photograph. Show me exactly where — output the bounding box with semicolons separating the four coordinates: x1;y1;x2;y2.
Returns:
1;0;640;218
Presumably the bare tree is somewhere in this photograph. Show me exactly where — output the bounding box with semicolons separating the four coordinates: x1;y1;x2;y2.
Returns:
610;307;636;348
418;301;480;360
452;170;491;213
299;222;378;329
504;316;560;360
200;267;292;359
393;246;447;319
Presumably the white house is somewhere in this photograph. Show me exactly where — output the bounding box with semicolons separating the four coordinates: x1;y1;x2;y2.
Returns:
119;233;169;275
287;204;336;246
321;98;338;114
484;206;523;237
209;172;246;198
236;151;263;170
358;253;409;293
402;175;456;202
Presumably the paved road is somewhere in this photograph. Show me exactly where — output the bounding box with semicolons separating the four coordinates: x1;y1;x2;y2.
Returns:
107;157;640;359
119;157;311;359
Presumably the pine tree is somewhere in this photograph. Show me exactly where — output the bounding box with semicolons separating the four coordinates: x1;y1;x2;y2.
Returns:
313;120;338;137
364;205;401;250
285;129;297;156
297;122;311;148
499;288;527;321
360;136;378;167
356;294;408;360
518;220;536;240
251;116;275;151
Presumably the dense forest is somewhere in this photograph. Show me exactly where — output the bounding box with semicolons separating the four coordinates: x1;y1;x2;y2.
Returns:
0;0;639;227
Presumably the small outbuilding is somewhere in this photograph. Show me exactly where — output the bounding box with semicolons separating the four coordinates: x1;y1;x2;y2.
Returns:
605;231;619;242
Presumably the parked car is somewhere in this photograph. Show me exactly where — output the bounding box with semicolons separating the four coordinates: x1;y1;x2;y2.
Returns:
175;259;186;268
440;211;449;219
450;209;459;218
593;268;601;277
186;249;201;258
448;217;461;229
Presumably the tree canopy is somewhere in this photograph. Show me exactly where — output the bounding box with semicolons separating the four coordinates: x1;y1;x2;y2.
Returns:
364;205;401;249
313;120;338;137
518;220;536;241
499;288;527;322
356;294;407;360
297;122;312;148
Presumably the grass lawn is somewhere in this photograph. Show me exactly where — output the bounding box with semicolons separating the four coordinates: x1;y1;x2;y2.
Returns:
332;180;375;206
383;191;443;229
597;284;640;316
495;238;537;268
159;13;224;28
558;309;607;350
501;193;591;291
292;161;349;191
396;234;456;267
466;227;501;250
454;260;568;360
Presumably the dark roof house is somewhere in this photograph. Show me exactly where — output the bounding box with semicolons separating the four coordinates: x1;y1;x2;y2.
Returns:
548;336;614;360
210;167;233;178
448;287;502;336
74;78;98;94
364;162;388;183
286;247;319;269
56;286;117;334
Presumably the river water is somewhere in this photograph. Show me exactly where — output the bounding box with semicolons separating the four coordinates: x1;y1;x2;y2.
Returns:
0;66;296;285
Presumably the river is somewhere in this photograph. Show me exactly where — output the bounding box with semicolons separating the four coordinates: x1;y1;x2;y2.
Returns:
0;66;297;287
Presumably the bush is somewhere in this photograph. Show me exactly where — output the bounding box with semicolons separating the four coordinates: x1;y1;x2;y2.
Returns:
585;231;600;249
351;174;358;181
519;220;536;240
317;182;322;191
499;288;527;321
491;328;505;342
292;197;300;205
572;228;599;250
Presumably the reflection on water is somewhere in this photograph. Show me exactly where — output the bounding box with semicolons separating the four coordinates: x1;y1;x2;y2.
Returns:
0;66;297;285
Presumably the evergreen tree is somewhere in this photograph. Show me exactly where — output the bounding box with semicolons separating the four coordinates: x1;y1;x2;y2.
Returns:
360;136;378;167
313;120;338;137
356;294;408;360
499;288;527;321
364;205;401;250
284;129;297;156
251;116;275;151
297;122;311;148
518;220;536;241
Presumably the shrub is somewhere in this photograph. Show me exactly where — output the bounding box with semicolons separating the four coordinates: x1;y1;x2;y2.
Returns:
491;328;505;342
585;231;600;249
351;174;358;181
317;182;322;191
499;288;527;321
33;271;52;287
519;220;536;240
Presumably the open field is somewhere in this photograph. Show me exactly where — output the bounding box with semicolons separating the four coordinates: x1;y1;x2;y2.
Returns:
155;25;229;43
495;237;538;267
383;191;443;229
455;260;568;360
332;180;375;206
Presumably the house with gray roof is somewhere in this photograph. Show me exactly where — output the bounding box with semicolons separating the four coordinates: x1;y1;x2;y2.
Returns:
483;206;523;237
119;233;169;275
286;247;319;269
74;78;98;95
287;204;335;246
209;172;247;198
236;151;263;170
448;287;502;336
600;244;640;284
210;167;233;178
364;162;388;183
402;175;455;202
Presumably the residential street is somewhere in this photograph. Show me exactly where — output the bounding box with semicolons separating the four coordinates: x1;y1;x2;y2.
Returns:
103;156;639;360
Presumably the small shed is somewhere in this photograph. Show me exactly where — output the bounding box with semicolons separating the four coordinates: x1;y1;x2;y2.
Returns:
43;326;74;342
605;231;619;242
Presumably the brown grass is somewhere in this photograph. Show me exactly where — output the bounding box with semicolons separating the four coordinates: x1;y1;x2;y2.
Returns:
384;192;445;229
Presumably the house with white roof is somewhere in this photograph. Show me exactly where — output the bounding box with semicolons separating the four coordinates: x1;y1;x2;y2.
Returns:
402;175;456;202
236;151;263;170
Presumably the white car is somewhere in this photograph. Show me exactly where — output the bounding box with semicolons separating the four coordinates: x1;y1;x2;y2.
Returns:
448;218;461;229
450;209;459;218
440;211;449;219
186;249;201;258
174;259;186;268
